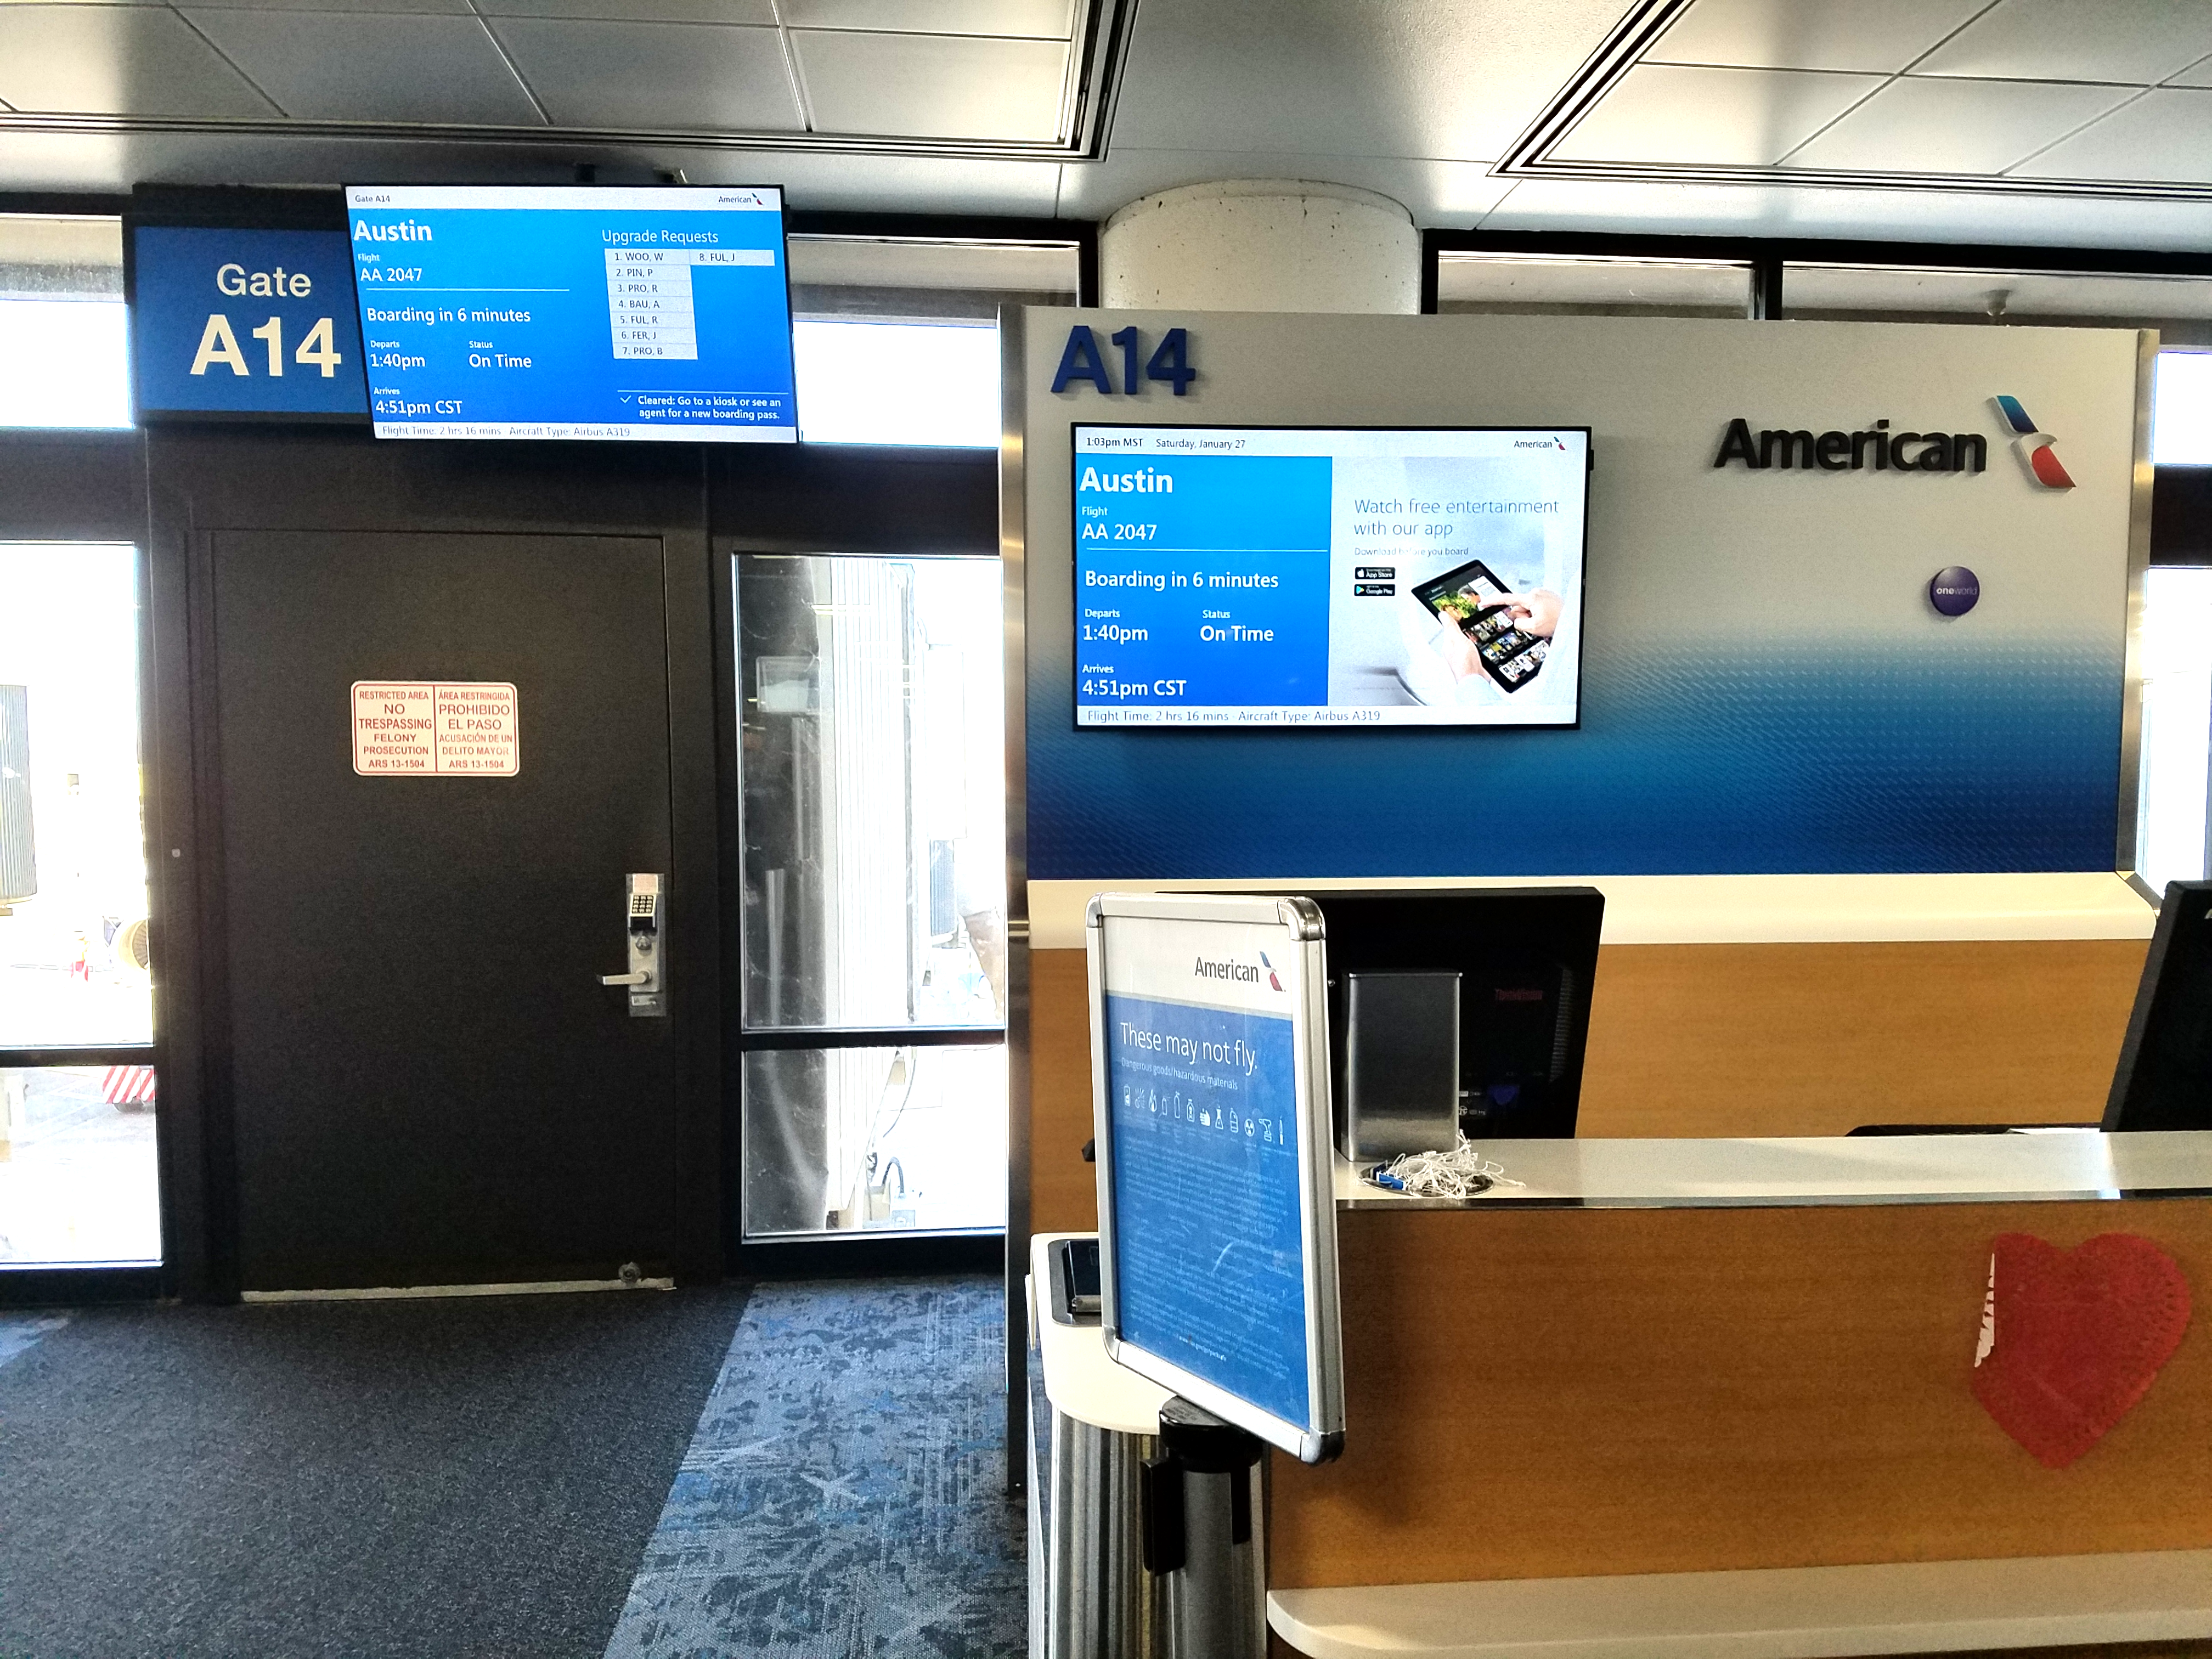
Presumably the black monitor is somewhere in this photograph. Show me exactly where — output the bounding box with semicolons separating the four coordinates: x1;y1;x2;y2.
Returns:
2105;880;2212;1132
1289;887;1604;1141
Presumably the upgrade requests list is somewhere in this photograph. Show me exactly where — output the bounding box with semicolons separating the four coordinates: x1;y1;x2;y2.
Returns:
345;187;797;443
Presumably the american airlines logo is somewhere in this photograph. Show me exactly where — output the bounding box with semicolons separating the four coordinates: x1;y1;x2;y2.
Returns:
1193;950;1284;990
1992;395;2075;490
1711;394;2075;492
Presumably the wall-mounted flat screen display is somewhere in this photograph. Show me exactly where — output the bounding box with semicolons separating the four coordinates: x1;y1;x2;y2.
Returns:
1073;425;1590;727
343;184;795;443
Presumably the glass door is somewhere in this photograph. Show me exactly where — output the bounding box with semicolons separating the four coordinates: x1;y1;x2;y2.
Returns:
0;542;161;1269
735;552;1006;1239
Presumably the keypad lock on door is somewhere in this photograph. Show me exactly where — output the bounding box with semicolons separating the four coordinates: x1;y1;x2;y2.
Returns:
600;873;667;1017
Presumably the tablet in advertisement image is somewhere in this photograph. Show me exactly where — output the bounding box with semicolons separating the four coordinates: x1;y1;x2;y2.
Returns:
1073;426;1589;728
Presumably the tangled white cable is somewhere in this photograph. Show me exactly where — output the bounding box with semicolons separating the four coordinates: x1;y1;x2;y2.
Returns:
1363;1138;1524;1200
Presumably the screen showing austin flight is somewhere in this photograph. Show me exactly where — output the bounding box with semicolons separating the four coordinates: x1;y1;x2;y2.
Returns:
1073;426;1590;727
345;184;795;443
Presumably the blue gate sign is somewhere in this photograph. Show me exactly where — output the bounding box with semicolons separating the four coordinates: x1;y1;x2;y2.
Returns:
131;225;368;420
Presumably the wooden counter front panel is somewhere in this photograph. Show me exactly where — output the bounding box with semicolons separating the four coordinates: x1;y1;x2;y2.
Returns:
1031;947;1101;1240
1269;1200;2212;1588
1581;939;2148;1140
1025;939;2148;1235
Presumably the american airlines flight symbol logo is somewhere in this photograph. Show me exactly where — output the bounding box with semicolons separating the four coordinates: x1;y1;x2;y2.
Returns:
1192;950;1284;990
1992;395;2075;491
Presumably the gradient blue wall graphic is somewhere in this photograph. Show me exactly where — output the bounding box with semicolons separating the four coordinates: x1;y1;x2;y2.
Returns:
1023;314;2140;882
1030;631;2123;877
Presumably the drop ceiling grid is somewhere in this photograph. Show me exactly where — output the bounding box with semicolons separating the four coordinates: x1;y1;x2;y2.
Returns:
1523;0;2212;195
0;0;1085;149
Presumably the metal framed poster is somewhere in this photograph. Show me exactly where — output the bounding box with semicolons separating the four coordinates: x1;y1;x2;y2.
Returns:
1085;890;1345;1463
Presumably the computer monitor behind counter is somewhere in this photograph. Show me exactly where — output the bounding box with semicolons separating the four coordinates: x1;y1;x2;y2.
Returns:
1853;879;2211;1138
1284;887;1605;1154
2106;879;2212;1132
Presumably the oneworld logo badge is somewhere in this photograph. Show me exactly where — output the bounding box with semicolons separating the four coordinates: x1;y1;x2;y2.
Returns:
1992;394;2075;491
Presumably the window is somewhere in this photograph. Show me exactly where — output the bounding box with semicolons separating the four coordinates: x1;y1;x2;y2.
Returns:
2136;566;2212;895
1;541;160;1269
1434;252;1754;318
788;235;1078;447
0;544;150;1048
2154;351;2212;465
1780;264;2212;342
0;1065;161;1265
0;216;129;429
794;320;1000;448
736;551;1007;1239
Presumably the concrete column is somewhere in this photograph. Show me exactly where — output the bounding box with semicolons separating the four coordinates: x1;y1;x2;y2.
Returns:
1099;180;1420;314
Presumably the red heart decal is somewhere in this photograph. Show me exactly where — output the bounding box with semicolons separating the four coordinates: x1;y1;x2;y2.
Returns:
1971;1233;2191;1469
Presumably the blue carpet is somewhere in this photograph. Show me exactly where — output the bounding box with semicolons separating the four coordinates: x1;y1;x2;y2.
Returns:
604;1276;1024;1659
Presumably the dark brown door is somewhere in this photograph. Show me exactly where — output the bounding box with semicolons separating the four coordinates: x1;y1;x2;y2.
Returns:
208;530;676;1289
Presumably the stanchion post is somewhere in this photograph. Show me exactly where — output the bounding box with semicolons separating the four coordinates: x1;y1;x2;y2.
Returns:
1142;1398;1266;1659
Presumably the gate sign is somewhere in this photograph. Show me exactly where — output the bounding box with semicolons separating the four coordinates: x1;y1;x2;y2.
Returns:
352;682;519;776
131;225;369;420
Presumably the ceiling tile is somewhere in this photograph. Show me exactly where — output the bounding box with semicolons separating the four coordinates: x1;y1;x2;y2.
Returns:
1649;0;1985;74
485;18;800;131
1912;0;2212;84
0;4;279;117
2161;54;2212;89
713;148;1063;213
782;0;1074;40
2011;87;2212;184
1107;0;1629;164
179;0;473;14
0;124;1070;215
476;0;774;20
1553;64;1881;167
1056;146;1518;226
1780;76;2132;175
792;30;1066;143
182;10;543;125
1475;173;2212;251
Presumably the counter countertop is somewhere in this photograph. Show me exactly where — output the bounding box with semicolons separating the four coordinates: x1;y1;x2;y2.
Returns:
1027;871;2155;950
1267;1549;2212;1659
1335;1131;2212;1210
1028;1232;1172;1436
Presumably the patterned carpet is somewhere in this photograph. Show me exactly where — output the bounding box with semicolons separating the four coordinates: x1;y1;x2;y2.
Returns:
603;1276;1025;1659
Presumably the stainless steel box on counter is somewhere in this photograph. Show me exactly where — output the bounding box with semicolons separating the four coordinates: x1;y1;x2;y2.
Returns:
1339;970;1460;1160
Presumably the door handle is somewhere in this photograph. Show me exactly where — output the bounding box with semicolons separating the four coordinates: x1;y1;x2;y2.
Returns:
607;874;667;1017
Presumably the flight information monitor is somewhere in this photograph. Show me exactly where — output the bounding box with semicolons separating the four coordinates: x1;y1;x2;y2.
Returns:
1087;891;1345;1462
343;184;796;443
1073;425;1590;727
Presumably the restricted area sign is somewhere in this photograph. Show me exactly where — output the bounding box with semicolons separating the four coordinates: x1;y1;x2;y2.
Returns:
351;681;519;776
